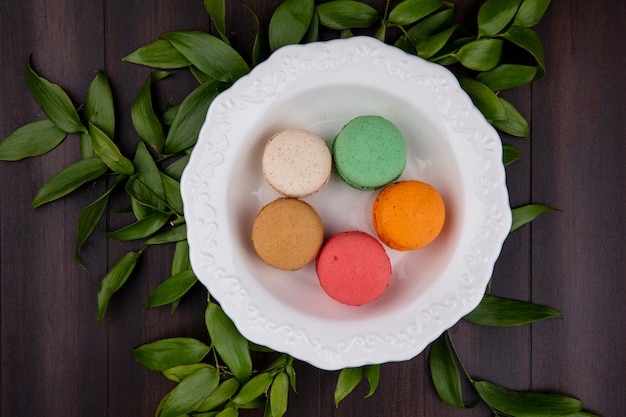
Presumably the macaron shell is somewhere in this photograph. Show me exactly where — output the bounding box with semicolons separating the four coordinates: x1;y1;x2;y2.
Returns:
332;116;407;190
315;231;391;306
262;129;332;198
372;180;445;251
252;198;325;271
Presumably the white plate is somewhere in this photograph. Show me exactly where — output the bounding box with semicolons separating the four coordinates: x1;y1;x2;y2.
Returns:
181;36;511;370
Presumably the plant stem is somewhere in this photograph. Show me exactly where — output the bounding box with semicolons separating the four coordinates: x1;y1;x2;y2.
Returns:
383;0;391;22
170;214;185;226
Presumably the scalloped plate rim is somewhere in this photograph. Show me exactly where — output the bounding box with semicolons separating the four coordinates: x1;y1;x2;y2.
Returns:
181;36;511;370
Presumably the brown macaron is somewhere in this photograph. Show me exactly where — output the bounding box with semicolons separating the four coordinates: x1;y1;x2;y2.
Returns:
251;198;325;271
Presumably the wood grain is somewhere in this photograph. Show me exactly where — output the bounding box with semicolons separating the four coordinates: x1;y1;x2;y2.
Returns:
0;1;623;416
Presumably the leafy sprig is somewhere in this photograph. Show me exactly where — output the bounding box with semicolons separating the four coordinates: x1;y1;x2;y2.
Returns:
0;0;600;416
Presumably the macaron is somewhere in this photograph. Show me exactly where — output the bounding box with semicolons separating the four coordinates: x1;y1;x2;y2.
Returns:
262;129;332;198
315;231;391;306
252;198;324;271
372;180;445;251
332;115;407;190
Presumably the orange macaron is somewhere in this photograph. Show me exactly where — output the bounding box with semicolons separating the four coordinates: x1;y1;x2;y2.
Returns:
372;180;445;251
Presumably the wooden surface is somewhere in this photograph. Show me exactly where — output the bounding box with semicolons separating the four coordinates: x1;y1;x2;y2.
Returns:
0;1;624;416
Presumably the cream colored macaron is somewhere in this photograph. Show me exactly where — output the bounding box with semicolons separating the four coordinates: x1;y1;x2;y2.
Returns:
262;129;332;198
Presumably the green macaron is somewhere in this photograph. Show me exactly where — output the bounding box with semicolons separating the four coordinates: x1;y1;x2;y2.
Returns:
332;116;407;190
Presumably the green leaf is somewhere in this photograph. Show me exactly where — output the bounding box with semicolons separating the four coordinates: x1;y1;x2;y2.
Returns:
130;195;155;220
160;367;220;417
145;224;186;245
269;0;314;51
477;0;522;37
163;31;249;83
31;157;108;209
407;5;456;39
97;251;141;323
513;0;551;27
123;38;192;69
415;25;457;59
205;301;252;383
147;269;197;308
24;57;86;134
0;119;67;161
285;359;297;392
228;396;265;410
334;367;364;406
510;204;556;233
132;337;210;371
75;175;126;267
503;144;521;166
198;377;241;412
189;66;215;84
492;97;529;137
204;0;227;42
231;372;274;405
244;5;270;67
216;407;239;417
476;64;537;91
131;71;169;153
340;29;354;39
464;294;562;327
374;22;387;42
453;38;503;71
566;413;601;417
155;393;170;417
269;371;289;417
458;78;506;122
125;176;170;214
163;154;190;180
160;172;184;214
394;36;416;54
303;9;320;43
364;364;380;398
83;70;115;140
171;240;191;275
430;35;473;64
164;80;223;155
429;334;464;408
79;132;94;159
388;0;442;26
106;211;170;241
316;1;380;30
89;122;134;175
248;341;274;353
262;355;288;373
501;26;546;79
134;140;166;204
163;363;214;382
474;380;583;417
161;104;179;126
169;240;192;312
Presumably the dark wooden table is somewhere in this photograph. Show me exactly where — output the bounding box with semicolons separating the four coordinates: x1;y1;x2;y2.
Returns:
1;1;624;416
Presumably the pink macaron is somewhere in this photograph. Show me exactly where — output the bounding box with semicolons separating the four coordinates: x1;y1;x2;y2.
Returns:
315;231;392;306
